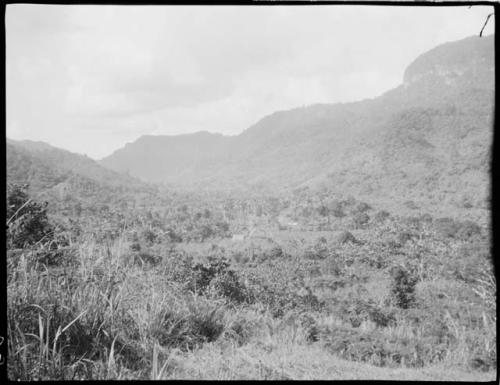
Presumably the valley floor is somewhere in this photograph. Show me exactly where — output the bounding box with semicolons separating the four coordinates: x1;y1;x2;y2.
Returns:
6;185;496;381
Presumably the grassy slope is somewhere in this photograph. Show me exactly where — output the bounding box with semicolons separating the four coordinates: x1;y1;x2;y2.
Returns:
168;341;496;381
8;220;495;380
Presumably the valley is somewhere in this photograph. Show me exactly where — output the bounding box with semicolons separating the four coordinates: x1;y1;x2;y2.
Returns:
5;34;496;380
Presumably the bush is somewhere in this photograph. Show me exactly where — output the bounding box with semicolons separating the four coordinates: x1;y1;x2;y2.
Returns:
374;210;390;222
339;297;396;328
166;228;182;243
397;231;415;245
265;246;284;260
356;202;372;213
215;221;230;235
152;302;225;350
183;257;251;304
209;270;250;304
353;212;370;229
337;231;360;245
390;266;418;309
33;247;79;269
141;229;157;245
329;200;346;218
225;316;257;346
434;218;482;240
243;270;324;318
134;251;161;266
324;325;448;368
7;184;54;249
456;220;482;240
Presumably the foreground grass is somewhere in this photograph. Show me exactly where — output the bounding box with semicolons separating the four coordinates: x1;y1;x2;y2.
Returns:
7;216;496;380
165;339;496;381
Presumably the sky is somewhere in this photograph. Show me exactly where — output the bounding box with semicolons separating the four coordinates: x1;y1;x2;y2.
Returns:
6;4;495;160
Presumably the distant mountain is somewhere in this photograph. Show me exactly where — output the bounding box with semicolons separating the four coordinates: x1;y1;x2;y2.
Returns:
97;35;493;213
6;139;154;208
100;131;230;184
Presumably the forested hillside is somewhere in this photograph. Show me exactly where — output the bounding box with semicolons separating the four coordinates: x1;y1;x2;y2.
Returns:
100;35;493;222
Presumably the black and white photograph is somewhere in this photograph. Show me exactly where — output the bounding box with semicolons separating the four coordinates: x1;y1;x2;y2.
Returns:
5;2;496;380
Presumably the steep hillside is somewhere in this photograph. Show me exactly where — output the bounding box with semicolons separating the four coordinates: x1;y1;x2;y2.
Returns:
6;139;155;212
8;139;147;188
99;35;493;214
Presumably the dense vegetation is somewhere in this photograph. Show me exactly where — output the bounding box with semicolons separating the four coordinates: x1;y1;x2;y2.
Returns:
5;34;495;380
6;179;495;380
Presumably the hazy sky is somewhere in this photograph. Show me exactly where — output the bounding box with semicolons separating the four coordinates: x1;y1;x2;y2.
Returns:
6;4;495;159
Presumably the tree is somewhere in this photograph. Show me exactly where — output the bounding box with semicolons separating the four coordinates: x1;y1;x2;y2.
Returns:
7;184;53;248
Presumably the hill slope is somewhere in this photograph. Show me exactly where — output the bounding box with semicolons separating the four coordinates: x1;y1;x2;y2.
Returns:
97;35;493;212
6;139;156;211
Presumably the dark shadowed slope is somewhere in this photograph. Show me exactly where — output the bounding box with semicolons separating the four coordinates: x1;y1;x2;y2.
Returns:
7;139;154;204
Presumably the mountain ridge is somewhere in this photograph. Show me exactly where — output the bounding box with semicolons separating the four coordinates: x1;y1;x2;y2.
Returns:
8;34;493;219
98;34;493;216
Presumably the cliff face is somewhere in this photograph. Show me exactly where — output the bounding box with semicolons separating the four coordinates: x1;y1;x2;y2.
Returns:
403;35;494;87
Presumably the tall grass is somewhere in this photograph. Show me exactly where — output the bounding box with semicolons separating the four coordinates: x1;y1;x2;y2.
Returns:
7;214;496;379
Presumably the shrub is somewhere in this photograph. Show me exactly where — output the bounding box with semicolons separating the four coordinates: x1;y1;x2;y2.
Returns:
134;251;161;266
33;247;79;269
265;246;284;260
225;316;256;346
209;270;250;304
390;266;418;309
243;272;323;318
215;221;230;235
151;302;225;350
305;239;328;260
339;297;396;328
7;184;54;249
183;257;251;304
329;201;346;218
337;231;360;245
356;202;371;213
456;220;482;240
397;231;415;245
434;218;482;240
165;228;182;243
353;212;370;229
324;325;448;368
374;210;390;222
469;350;497;372
141;229;157;245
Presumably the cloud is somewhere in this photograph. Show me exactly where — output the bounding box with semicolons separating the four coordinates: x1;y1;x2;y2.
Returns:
6;4;495;159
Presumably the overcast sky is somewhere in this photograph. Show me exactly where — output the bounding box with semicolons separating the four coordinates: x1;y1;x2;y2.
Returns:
6;4;495;159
